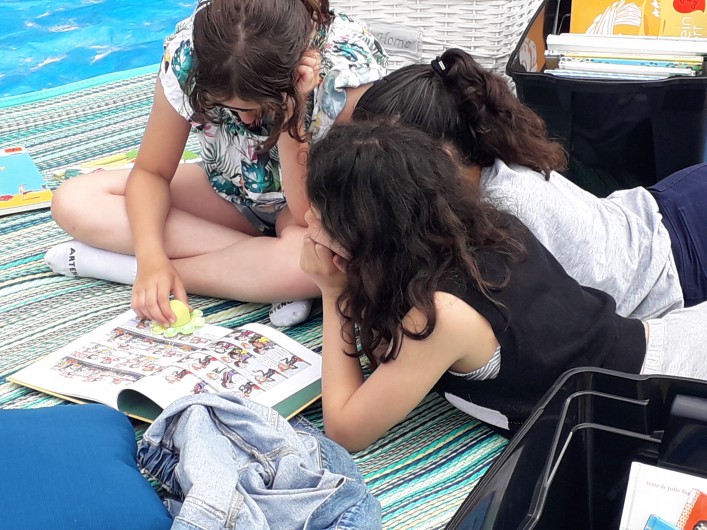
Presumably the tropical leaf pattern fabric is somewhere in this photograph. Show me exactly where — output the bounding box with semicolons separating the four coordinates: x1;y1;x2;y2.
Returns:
159;11;388;217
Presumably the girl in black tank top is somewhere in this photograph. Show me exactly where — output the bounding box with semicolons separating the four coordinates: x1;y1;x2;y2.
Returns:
300;121;707;452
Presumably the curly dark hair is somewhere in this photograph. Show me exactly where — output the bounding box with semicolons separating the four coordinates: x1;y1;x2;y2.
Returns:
353;48;566;178
307;121;525;362
187;0;332;151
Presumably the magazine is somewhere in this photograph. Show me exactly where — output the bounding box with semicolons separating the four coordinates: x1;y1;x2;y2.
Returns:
620;461;707;530
8;309;322;422
0;146;53;216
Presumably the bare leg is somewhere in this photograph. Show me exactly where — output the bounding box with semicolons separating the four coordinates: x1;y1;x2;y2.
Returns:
51;164;260;258
49;164;318;302
174;217;319;302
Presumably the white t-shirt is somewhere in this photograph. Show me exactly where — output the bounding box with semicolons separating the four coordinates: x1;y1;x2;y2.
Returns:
480;159;683;319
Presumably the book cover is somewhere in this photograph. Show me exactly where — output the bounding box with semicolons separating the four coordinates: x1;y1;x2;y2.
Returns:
558;51;704;62
570;0;707;38
0;146;53;216
562;55;701;69
645;515;680;530
558;57;697;75
518;4;548;72
7;308;322;422
547;33;707;55
545;68;668;79
679;489;707;529
619;462;707;530
52;148;201;180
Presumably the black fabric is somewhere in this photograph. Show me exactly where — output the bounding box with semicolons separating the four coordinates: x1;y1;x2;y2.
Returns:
435;215;647;432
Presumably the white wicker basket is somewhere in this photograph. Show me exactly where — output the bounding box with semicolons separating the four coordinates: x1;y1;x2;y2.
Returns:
331;0;544;75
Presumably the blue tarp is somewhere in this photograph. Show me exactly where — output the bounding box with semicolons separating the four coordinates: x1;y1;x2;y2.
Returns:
0;0;194;98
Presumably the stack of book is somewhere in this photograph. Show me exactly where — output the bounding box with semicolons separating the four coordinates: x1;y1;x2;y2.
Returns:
544;34;707;80
543;0;707;80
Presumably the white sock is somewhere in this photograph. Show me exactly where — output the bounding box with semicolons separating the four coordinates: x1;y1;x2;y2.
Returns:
269;299;313;327
44;240;137;285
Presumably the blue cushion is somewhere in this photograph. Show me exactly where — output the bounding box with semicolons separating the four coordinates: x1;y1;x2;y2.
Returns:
0;404;172;530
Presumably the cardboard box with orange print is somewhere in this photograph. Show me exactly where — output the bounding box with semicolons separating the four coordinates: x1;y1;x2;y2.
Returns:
571;0;707;37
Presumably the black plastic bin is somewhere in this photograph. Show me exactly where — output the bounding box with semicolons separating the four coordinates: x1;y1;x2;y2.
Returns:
506;0;707;196
445;368;707;529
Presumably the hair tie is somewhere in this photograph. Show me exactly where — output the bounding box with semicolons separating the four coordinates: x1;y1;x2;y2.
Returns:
431;57;448;78
195;0;211;13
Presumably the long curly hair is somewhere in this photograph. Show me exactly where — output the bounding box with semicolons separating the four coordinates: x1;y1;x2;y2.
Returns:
307;121;526;362
187;0;331;151
353;48;566;178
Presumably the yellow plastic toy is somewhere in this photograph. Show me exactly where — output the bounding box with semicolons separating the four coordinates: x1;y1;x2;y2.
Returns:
151;300;205;338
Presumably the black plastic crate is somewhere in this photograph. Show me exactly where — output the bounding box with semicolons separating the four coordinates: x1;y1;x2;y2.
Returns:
506;0;707;196
445;368;707;530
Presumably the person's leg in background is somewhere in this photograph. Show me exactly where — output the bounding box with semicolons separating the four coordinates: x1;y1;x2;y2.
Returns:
649;163;707;307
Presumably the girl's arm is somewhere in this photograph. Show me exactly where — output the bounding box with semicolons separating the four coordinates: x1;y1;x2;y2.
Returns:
277;128;310;227
276;51;322;227
301;238;497;452
126;79;192;325
320;291;493;451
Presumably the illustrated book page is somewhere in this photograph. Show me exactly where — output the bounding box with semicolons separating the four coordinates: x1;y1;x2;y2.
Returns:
570;0;707;38
8;309;322;422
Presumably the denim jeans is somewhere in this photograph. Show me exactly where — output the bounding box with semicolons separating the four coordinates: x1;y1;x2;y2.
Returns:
137;393;381;530
649;163;707;307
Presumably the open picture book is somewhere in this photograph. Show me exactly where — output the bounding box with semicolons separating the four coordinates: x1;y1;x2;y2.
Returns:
8;309;322;422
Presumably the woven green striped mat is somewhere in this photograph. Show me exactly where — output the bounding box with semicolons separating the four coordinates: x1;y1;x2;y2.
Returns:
0;67;508;529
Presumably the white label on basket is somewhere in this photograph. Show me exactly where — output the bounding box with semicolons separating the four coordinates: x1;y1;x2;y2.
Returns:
367;23;423;62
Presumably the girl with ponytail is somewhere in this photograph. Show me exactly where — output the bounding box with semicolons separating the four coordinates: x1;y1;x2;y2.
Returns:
48;0;388;328
354;48;707;321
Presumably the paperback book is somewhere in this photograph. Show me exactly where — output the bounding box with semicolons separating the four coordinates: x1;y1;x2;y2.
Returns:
557;57;697;76
8;308;322;422
0;146;53;216
544;33;707;79
546;33;707;56
620;461;707;530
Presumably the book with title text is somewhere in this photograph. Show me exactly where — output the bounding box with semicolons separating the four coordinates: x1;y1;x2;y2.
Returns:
620;461;707;530
8;309;322;422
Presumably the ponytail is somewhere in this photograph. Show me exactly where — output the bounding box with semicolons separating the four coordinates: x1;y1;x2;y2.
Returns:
354;48;566;177
437;49;566;177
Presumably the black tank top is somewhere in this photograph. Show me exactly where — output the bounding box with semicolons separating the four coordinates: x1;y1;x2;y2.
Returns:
435;215;646;432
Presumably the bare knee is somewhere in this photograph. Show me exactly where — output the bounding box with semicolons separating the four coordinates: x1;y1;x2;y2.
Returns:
51;178;88;233
51;170;129;237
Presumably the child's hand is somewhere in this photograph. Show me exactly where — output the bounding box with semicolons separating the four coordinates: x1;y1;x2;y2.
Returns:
131;255;189;326
304;208;351;263
300;235;347;297
296;50;322;97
